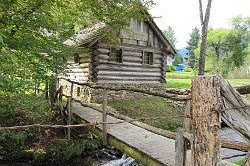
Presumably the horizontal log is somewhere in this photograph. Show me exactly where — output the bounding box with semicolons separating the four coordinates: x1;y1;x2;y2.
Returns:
79;59;91;63
98;71;162;77
65;73;89;77
97;65;162;72
73;100;250;152
97;80;161;84
235;85;250;95
98;48;110;54
124;54;163;61
98;43;164;54
97;75;161;81
79;63;91;68
67;68;89;73
79;54;90;58
99;62;162;69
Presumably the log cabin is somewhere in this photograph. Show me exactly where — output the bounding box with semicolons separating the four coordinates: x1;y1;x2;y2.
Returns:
62;18;176;85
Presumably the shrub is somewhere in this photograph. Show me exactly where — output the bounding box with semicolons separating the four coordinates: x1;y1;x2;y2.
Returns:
32;139;86;165
184;67;192;72
166;65;176;72
0;131;30;161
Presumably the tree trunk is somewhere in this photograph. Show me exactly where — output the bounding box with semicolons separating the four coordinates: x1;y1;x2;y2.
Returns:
191;76;222;166
198;0;213;75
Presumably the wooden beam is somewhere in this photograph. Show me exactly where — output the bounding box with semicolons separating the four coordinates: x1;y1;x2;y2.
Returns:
191;76;222;166
175;128;187;166
220;77;250;141
102;89;108;146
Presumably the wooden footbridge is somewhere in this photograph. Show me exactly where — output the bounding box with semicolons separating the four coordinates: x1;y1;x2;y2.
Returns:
72;101;181;166
61;76;249;166
1;76;249;166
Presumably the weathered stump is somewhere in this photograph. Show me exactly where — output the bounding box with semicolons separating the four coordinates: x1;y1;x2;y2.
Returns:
191;76;222;166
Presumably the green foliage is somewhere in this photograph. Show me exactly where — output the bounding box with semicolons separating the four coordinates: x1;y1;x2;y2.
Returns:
0;131;30;161
0;0;153;93
173;54;183;65
163;26;177;48
166;65;176;72
32;139;85;165
0;93;52;126
194;16;249;76
166;79;192;88
166;72;194;79
186;27;200;67
184;67;192;72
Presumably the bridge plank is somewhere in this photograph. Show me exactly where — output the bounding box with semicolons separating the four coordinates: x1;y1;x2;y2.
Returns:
71;101;177;166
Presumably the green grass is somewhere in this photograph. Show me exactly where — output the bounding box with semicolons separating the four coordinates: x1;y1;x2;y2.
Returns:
166;71;250;89
232;160;244;165
166;72;195;79
166;79;192;88
227;79;250;87
166;78;250;89
109;96;183;132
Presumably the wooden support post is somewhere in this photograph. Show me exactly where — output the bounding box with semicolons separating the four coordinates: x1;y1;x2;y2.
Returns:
67;83;73;139
183;100;192;153
102;88;108;146
191;76;222;166
183;100;191;133
175;128;187;166
58;86;63;102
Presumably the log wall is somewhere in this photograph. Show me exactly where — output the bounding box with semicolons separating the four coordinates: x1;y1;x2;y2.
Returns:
63;53;92;83
93;43;168;84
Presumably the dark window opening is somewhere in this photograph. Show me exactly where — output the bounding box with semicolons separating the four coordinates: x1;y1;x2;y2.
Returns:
143;51;153;65
74;55;80;64
109;48;123;63
77;87;81;97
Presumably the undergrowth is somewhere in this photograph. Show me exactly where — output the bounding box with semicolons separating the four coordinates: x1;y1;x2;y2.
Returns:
0;92;101;165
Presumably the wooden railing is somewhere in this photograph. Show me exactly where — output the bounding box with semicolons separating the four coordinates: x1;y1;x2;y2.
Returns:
57;76;250;166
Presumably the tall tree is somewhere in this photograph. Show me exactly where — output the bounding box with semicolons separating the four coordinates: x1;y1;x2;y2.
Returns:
198;0;213;75
0;0;153;92
186;27;200;67
163;26;177;48
206;28;229;62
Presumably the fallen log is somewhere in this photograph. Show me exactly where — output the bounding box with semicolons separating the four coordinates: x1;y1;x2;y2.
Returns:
235;85;250;95
220;77;250;141
73;99;250;152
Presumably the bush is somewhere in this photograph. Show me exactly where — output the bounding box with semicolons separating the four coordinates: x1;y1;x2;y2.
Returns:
166;65;176;72
0;131;30;161
184;67;192;72
32;139;86;165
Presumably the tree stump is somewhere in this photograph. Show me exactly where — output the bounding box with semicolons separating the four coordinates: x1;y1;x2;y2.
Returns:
191;76;222;166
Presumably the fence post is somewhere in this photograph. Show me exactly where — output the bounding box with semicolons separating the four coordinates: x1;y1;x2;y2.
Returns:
58;86;63;102
191;76;222;166
175;128;187;166
102;88;108;146
67;83;74;139
183;100;191;133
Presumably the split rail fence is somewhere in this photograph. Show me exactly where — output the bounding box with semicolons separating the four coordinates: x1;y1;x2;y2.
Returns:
1;75;250;166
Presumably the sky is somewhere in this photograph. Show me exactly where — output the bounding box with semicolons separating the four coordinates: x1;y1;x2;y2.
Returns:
150;0;250;49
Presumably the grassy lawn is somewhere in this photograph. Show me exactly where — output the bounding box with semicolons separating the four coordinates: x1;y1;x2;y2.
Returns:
166;72;195;79
109;96;183;132
166;72;250;88
166;79;192;88
109;71;249;133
